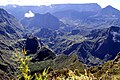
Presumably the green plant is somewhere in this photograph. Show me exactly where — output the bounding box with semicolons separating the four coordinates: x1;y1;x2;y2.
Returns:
15;50;32;80
34;67;50;80
15;49;50;80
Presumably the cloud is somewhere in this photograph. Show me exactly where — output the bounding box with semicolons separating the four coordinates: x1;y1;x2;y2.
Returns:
24;10;34;18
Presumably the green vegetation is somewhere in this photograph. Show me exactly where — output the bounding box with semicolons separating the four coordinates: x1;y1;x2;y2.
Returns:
0;45;120;80
87;53;120;80
13;50;96;80
0;49;120;80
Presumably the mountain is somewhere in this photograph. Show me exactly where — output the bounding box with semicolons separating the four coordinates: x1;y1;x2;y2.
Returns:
50;5;120;32
97;5;120;17
21;13;64;30
0;5;120;79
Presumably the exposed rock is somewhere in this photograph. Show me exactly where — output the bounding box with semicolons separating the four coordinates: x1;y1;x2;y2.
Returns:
24;35;56;61
31;47;56;62
25;36;41;54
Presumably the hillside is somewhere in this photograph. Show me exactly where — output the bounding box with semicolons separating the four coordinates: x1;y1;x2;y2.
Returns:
0;8;23;40
87;52;120;79
0;8;24;50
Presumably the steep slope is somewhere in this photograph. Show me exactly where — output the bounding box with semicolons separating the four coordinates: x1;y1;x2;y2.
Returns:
34;28;86;54
87;52;120;79
0;8;24;50
21;13;64;30
30;53;85;75
97;5;120;17
0;8;23;40
0;8;24;79
0;50;16;80
88;26;120;60
61;26;120;65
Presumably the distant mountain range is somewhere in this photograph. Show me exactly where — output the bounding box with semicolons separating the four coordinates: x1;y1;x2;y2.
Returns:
1;3;120;31
0;3;101;20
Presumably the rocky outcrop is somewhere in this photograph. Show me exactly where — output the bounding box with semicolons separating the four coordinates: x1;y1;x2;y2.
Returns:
25;36;41;54
24;36;56;61
31;47;56;62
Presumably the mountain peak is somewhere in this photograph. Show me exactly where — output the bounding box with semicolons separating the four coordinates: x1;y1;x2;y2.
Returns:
97;5;120;17
104;5;117;10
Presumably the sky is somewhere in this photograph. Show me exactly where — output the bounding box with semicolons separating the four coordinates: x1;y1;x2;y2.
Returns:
0;0;120;10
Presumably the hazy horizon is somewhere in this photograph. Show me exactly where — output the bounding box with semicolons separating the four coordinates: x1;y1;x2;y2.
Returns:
0;0;120;10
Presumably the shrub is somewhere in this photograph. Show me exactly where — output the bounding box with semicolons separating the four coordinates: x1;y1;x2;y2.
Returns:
14;50;95;80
